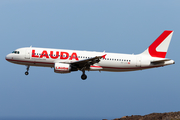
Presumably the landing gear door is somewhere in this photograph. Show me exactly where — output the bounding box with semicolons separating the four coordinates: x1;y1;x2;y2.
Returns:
25;48;31;59
136;56;141;67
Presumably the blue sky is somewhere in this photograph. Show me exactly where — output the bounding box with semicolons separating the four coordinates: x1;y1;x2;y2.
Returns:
1;0;180;119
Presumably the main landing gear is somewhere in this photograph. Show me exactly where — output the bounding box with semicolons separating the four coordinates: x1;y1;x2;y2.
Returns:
25;65;30;75
81;74;87;80
81;70;87;80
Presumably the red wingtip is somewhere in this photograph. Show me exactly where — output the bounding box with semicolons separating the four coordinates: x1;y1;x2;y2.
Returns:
102;54;107;59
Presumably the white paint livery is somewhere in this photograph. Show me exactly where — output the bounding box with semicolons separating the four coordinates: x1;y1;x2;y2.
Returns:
6;30;175;80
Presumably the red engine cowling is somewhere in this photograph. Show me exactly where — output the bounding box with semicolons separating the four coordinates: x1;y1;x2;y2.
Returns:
54;63;71;73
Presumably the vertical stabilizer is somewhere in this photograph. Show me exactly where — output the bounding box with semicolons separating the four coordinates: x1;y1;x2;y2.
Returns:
140;30;173;58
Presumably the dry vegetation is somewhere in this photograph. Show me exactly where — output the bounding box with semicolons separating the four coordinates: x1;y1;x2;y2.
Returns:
105;111;180;120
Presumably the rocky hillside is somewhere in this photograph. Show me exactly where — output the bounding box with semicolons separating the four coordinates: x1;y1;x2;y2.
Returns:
111;111;180;120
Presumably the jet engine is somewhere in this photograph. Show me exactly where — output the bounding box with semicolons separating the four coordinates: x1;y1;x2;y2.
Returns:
54;63;77;73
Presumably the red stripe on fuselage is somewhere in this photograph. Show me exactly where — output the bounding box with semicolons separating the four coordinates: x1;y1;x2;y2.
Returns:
6;58;54;65
6;59;164;70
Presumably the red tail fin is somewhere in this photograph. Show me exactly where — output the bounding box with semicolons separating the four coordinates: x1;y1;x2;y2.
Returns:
141;30;173;58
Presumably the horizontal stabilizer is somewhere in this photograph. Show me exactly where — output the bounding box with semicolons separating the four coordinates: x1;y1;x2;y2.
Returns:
151;59;171;64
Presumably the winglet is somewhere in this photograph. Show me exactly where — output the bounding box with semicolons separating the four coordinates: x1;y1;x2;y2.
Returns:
101;54;107;59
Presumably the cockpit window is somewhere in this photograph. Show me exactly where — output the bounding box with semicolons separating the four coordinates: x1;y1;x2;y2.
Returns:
12;51;20;54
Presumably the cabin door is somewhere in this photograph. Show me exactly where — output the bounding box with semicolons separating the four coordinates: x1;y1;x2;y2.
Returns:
136;56;141;67
25;48;30;59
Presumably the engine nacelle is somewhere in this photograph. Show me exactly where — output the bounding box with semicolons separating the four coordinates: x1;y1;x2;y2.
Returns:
54;63;71;73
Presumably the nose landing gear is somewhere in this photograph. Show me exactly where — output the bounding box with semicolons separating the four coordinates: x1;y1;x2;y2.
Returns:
25;65;30;75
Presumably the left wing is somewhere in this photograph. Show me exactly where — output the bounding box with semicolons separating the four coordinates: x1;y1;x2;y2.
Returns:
69;54;106;70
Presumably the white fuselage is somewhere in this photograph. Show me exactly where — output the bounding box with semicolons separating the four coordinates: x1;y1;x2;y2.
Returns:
5;47;174;72
5;30;175;80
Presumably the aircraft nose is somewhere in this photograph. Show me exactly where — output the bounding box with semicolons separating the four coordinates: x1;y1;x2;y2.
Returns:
5;54;11;61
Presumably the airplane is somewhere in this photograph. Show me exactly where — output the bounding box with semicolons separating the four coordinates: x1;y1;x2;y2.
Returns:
5;30;175;80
